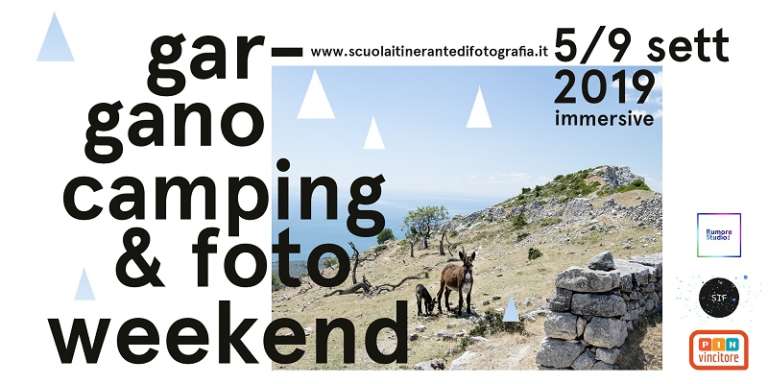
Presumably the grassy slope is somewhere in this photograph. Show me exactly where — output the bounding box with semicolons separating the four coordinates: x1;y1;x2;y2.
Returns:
272;187;662;370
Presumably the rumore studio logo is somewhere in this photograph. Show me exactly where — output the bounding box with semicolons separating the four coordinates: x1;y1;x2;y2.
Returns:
697;213;741;257
689;330;748;370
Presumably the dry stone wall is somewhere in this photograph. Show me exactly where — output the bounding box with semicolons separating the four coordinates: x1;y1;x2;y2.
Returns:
536;251;662;369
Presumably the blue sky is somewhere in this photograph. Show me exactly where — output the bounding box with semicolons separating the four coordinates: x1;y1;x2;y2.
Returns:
273;66;662;198
272;66;662;253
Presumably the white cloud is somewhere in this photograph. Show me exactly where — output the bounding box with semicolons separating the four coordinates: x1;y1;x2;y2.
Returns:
472;171;531;185
611;70;662;93
652;71;663;92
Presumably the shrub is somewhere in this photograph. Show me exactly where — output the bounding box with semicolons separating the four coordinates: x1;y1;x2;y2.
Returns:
512;213;527;229
604;178;652;195
322;256;339;270
376;228;396;244
469;311;520;337
271;272;284;291
516;232;530;242
539;217;562;227
528;247;543;261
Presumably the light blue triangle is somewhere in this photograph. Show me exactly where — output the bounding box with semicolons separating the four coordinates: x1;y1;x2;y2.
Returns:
75;269;95;301
38;13;74;62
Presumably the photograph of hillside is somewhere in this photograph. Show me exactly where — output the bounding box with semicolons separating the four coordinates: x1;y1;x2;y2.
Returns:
271;66;662;370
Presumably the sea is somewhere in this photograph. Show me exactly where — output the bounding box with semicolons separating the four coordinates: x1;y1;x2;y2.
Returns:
271;193;497;262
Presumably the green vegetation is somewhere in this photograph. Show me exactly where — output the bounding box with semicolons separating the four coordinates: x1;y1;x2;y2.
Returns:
271;272;283;291
510;168;599;206
468;310;524;337
512;213;527;229
322;256;339;270
539;217;562;227
376;228;396;244
607;178;651;194
403;205;449;248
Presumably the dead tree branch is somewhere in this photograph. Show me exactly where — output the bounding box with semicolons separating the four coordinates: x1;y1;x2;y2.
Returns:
371;271;429;294
324;276;372;297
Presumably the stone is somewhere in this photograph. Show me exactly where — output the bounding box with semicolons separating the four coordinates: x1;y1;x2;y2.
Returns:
614;259;653;289
571;293;627;317
630;253;662;278
549;288;573;312
435;330;454;340
617;273;634;292
624;308;642;321
536;338;586;368
576;316;587;337
555;267;619;293
470;336;489;343
571;349;597;370
415;324;427;332
544;312;579;340
591;361;616;370
583;317;628;348
588;251;615;271
492;295;502;301
450;351;477;370
482;300;491;306
409;333;419;341
414;359;445;370
596;347;621;364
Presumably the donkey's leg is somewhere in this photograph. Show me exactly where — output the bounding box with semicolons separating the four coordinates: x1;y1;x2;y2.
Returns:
444;289;452;312
465;285;473;315
457;286;464;315
436;281;445;314
416;295;423;316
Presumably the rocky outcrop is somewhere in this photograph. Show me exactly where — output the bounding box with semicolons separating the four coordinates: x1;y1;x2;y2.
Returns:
537;252;662;370
450;166;662;232
593;166;643;189
555;267;619;293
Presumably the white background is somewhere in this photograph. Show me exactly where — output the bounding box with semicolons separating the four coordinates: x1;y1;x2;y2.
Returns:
1;0;767;383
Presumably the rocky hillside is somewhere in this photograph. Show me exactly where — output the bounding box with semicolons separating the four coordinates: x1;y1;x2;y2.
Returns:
454;166;661;230
271;165;662;370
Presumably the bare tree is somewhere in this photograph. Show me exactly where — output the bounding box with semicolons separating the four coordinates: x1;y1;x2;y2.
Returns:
323;241;428;297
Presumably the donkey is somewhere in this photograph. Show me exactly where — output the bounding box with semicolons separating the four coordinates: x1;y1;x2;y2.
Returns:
436;249;476;315
414;284;437;316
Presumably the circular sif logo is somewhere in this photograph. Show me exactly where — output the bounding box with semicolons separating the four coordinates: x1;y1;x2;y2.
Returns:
699;277;740;318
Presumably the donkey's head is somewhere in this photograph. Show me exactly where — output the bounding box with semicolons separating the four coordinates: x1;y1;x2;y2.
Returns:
426;297;438;314
458;249;477;270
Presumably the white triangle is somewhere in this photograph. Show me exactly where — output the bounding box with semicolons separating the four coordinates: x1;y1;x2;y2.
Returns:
466;86;492;128
297;69;335;119
363;117;385;150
